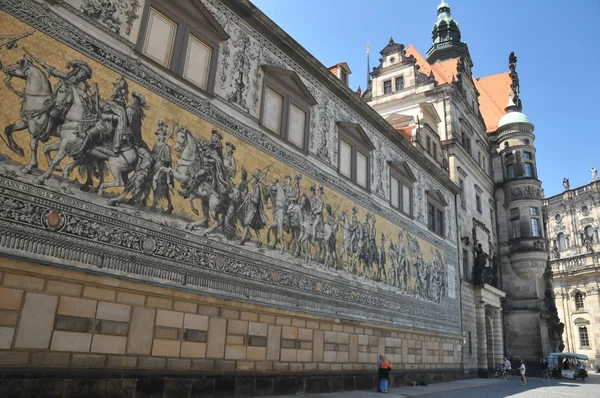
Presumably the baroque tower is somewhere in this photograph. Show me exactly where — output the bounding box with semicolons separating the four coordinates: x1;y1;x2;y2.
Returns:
426;0;471;65
492;54;549;361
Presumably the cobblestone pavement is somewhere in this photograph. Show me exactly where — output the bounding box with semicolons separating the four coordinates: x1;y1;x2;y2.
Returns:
269;373;600;398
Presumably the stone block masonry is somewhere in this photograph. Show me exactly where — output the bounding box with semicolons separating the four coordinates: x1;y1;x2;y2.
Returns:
0;258;462;397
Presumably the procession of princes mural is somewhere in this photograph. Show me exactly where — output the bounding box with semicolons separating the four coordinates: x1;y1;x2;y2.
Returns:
0;29;446;304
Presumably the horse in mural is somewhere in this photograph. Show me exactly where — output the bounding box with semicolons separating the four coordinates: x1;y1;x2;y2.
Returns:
2;57;53;174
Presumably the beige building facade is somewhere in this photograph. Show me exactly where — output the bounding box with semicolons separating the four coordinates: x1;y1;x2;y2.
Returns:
545;178;600;365
363;1;551;374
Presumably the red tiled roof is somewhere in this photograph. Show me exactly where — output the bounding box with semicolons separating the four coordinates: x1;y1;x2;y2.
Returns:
473;72;512;132
405;45;512;133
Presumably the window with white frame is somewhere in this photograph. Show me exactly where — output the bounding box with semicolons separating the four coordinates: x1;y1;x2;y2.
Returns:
136;0;228;93
337;122;375;190
389;161;416;217
260;66;317;151
579;327;590;347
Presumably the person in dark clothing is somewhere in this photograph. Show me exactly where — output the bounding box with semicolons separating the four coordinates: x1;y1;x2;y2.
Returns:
377;356;392;393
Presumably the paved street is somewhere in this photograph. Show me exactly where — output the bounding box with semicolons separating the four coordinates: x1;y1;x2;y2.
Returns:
270;373;600;398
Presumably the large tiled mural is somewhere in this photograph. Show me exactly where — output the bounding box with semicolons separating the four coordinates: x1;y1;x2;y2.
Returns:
0;1;459;332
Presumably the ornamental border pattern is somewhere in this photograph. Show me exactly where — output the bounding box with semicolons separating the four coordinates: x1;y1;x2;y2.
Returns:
0;177;460;330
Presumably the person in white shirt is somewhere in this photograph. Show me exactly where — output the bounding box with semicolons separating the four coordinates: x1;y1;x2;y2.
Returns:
520;360;527;386
504;358;512;379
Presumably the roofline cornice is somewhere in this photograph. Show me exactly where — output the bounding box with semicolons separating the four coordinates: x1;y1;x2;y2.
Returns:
222;0;458;194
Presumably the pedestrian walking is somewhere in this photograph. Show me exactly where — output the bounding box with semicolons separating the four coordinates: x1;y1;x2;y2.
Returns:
377;356;392;393
520;360;527;386
504;357;512;379
540;357;549;381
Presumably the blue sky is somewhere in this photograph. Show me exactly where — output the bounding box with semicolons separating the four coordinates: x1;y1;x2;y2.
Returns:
251;0;599;197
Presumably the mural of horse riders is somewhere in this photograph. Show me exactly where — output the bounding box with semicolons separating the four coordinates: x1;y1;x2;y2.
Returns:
0;40;448;304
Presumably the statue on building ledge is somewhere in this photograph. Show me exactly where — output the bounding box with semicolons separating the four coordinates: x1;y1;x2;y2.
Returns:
563;178;570;191
583;233;594;253
590;168;599;182
552;242;560;259
472;242;488;285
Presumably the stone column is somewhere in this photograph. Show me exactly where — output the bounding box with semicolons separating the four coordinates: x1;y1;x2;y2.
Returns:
492;307;504;365
475;303;488;372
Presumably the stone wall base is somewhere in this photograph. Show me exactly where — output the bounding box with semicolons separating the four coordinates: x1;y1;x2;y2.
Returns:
0;369;462;397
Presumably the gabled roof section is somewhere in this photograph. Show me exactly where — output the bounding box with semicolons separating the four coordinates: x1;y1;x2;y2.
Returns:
419;102;441;124
395;126;414;141
426;189;449;207
336;122;375;150
184;0;230;40
474;72;512;133
261;65;318;105
405;45;459;85
389;161;417;182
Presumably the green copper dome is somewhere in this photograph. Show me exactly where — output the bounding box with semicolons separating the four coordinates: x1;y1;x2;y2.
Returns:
498;96;530;127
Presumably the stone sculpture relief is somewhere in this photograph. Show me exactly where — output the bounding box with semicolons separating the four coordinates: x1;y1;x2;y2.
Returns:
0;22;451;305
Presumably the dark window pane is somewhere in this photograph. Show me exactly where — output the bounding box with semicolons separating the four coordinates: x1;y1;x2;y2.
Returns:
524;163;533;177
384;80;392;94
507;165;515;179
395;77;404;91
436;209;444;235
428;203;435;231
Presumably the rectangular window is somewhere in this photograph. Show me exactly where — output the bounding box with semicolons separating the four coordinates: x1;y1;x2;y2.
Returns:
432;142;437;160
524;163;533;177
426;136;431;154
339;140;352;178
287;104;306;148
531;218;541;237
468;331;472;355
142;8;177;67
390;176;399;209
383;80;392;94
395;76;404;91
476;194;482;212
428;203;435;231
478;151;482;166
462;248;469;281
459;179;466;208
510;208;519;218
262;88;283;134
579;327;590;347
183;34;212;90
512;219;521;238
356;151;368;188
523;151;532;160
507;165;515;179
402;184;411;215
341;71;348;84
436;209;444;235
529;207;538;216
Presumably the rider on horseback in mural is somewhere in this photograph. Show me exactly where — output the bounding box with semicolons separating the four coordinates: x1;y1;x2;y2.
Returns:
310;184;324;244
181;130;231;201
78;76;130;156
36;59;92;143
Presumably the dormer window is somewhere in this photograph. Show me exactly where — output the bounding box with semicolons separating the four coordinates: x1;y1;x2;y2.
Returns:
136;0;229;93
341;70;348;84
383;80;392;94
337;122;375;190
260;65;317;151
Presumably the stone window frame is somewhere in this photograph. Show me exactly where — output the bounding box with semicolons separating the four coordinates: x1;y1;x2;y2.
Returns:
337;122;375;191
474;184;482;213
522;151;536;178
574;292;585;311
509;208;520;239
504;152;516;180
556;232;567;251
135;0;229;94
529;206;542;238
427;190;448;237
389;161;416;217
383;80;392;94
259;65;318;152
395;76;405;91
578;326;590;348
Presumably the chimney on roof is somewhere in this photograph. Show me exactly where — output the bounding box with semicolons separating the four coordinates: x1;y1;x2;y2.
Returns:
328;62;351;86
